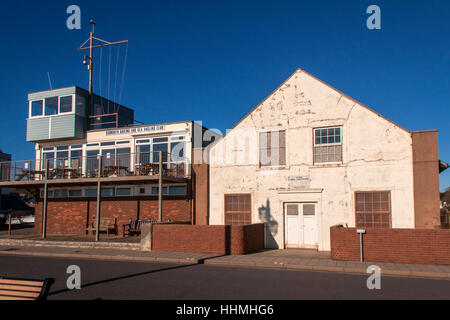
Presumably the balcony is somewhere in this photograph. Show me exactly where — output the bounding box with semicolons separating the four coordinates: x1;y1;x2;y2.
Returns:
0;151;190;187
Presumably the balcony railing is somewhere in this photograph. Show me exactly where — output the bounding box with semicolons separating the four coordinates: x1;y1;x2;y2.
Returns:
0;151;189;183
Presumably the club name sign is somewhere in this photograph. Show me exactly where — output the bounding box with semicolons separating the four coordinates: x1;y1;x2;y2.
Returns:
106;125;165;136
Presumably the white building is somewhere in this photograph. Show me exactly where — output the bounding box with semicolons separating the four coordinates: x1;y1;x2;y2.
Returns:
208;69;441;251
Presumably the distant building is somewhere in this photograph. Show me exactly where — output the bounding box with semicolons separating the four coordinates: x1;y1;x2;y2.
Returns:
0;149;11;197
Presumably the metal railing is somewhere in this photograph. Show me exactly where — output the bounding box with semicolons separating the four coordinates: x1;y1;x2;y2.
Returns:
88;113;118;130
0;151;189;182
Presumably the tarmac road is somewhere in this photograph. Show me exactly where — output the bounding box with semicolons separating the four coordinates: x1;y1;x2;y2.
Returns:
0;255;449;300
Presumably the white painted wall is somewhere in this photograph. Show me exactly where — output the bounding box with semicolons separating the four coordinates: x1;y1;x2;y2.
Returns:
209;69;415;251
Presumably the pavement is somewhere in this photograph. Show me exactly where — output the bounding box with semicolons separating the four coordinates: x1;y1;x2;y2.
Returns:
1;238;450;280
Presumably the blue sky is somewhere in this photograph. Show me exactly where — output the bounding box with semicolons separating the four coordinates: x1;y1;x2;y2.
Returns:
0;0;448;191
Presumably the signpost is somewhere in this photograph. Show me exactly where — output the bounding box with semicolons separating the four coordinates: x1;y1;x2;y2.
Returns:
356;229;366;262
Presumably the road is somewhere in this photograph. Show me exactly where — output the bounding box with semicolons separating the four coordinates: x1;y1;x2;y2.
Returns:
0;255;449;300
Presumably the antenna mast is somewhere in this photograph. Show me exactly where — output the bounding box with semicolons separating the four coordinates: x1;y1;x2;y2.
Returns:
78;20;128;123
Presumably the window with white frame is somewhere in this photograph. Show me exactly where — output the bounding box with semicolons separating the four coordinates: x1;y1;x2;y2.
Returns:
313;127;342;164
31;100;43;117
85;141;131;177
135;135;186;165
42;145;82;170
29;95;73;118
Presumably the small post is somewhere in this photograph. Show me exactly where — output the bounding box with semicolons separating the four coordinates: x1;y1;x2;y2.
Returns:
95;156;103;242
158;151;163;222
42;159;49;239
356;229;366;262
8;213;11;237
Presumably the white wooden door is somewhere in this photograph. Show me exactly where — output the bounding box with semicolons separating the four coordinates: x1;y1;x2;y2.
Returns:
285;204;300;247
284;203;317;248
302;203;316;247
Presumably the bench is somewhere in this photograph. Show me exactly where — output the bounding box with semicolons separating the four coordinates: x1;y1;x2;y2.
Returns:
122;219;157;237
86;217;118;236
0;277;54;300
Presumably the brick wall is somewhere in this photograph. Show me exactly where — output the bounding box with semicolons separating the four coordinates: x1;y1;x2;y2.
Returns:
152;223;265;254
412;130;441;228
34;201;88;235
34;199;191;236
330;225;450;265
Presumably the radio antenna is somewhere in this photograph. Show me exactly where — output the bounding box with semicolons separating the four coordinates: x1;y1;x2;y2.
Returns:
47;72;53;90
78;20;128;124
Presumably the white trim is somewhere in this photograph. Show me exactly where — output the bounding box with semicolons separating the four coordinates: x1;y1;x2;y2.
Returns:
28;94;75;119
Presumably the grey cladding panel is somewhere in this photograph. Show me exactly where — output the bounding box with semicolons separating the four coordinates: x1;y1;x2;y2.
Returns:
50;114;76;139
26;117;50;141
28;86;77;101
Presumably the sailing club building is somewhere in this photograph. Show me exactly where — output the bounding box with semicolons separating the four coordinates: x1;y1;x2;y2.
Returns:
0;86;219;236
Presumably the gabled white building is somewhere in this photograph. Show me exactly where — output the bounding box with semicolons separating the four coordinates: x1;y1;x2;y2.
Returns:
208;69;441;251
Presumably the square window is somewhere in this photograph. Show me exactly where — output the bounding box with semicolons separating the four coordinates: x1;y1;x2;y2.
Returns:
85;189;97;197
68;190;82;197
59;96;72;113
169;185;187;195
31;100;43;117
314;127;342;164
45;97;58;116
117;188;131;196
355;191;391;229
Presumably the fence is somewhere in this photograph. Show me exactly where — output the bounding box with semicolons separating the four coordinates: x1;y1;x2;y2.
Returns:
0;151;189;182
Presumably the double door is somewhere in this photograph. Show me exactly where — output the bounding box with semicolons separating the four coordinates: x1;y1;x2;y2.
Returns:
284;202;317;248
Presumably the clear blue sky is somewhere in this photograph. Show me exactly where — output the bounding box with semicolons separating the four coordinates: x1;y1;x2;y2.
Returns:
0;0;448;191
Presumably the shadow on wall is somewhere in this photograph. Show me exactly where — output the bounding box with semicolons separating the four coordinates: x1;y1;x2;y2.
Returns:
258;199;279;249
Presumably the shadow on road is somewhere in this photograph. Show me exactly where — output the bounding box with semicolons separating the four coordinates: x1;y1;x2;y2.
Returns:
48;263;199;297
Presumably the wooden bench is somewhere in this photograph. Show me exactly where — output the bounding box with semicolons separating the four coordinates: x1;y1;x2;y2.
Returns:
86;217;118;236
122;219;157;237
0;277;54;300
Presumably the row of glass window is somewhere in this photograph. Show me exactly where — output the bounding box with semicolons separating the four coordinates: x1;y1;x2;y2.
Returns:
30;96;73;117
40;185;187;198
41;136;186;167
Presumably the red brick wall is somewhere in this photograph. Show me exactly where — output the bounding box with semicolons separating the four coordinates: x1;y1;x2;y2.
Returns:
34;199;191;236
152;223;265;254
34;201;88;235
139;200;191;223
330;225;450;265
412;130;441;228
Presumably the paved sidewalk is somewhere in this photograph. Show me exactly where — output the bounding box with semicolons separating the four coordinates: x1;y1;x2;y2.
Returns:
203;250;450;280
1;242;450;280
0;244;217;264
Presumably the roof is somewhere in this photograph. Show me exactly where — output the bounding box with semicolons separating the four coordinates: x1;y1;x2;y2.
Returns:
228;68;421;136
440;160;449;173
